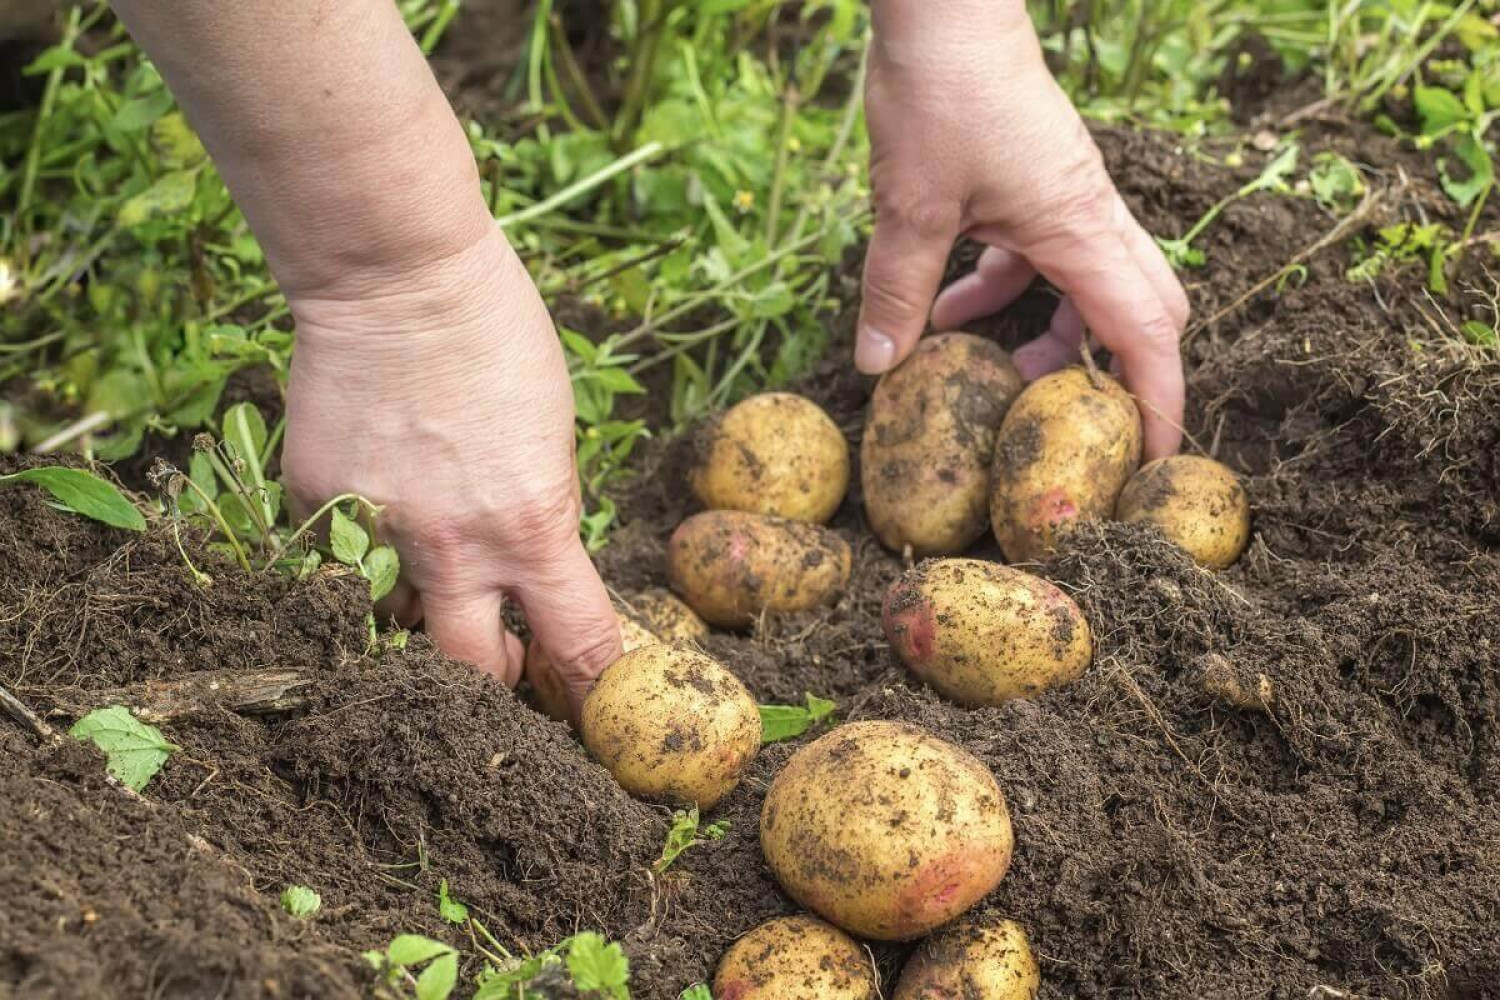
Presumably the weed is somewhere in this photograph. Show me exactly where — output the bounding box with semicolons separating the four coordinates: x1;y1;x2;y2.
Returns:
68;705;177;791
364;935;459;1000
472;930;630;1000
280;886;322;920
0;465;144;531
437;879;469;926
758;691;836;743
1158;143;1300;268
654;807;731;875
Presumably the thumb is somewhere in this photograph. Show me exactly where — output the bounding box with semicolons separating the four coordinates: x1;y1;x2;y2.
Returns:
855;204;956;374
514;537;623;710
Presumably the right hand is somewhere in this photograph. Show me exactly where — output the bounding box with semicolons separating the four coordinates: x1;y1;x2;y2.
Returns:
282;227;623;706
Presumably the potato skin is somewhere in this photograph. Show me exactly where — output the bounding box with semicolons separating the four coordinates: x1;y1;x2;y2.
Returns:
668;511;852;628
862;334;1024;555
626;588;709;643
581;645;759;808
1115;455;1251;569
760;721;1014;940
894;916;1040;1000
524;615;657;725
714;916;878;1000
990;368;1143;562
690;392;850;524
883;559;1091;706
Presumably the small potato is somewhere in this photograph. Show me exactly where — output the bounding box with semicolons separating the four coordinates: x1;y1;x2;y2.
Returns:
668;510;852;628
761;721;1013;940
990;368;1142;562
894;916;1040;1000
1115;455;1251;569
690;392;850;524
714;915;878;1000
862;333;1024;555
524;614;658;725
627;588;709;643
883;559;1091;706
581;644;759;808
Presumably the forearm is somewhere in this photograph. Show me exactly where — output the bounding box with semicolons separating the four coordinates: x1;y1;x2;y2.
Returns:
111;0;490;298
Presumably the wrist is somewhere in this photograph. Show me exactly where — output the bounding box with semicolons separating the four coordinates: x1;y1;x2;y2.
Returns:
871;0;1037;67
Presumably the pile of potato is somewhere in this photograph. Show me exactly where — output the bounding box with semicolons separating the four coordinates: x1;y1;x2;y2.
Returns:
520;331;1253;998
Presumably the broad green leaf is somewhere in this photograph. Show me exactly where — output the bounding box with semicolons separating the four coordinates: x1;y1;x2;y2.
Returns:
365;546;400;602
0;468;146;532
24;45;87;74
414;952;458;1000
280;886;321;919
567;932;630;999
119;170;199;228
759;692;836;743
329;507;370;566
593;367;646;394
437;879;469;924
221;402;268;472
108;90;175;134
1415;85;1470;135
1439;133;1494;207
386;935;453;968
68;706;178;790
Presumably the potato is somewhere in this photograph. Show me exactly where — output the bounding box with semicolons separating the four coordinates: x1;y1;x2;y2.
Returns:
862;334;1024;555
524;614;658;725
990;368;1142;562
581;644;759;808
894;916;1040;1000
626;587;709;643
714;915;878;1000
760;720;1013;940
1115;455;1250;569
883;558;1091;706
668;510;852;628
690;392;850;524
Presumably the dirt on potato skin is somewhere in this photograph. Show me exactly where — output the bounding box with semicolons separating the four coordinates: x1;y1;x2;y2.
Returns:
4;93;1500;1000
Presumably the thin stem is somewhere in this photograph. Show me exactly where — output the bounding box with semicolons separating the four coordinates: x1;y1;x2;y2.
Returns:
177;478;254;574
266;493;382;569
32;410;112;454
764;86;800;248
17;5;83;262
550;14;609;131
495;141;666;228
783;34;869;252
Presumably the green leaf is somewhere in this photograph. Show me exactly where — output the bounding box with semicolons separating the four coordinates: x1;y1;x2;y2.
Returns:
759;692;837;743
566;932;630;999
0;468;146;532
1415;85;1470;135
118;170;199;228
1308;152;1365;212
108;90;175;134
68;706;178;791
150;112;207;169
280;886;322;919
1439;132;1495;208
679;986;713;1000
414;952;458;1000
386;935;453;969
365;546;400;602
329;507;370;566
1461;320;1497;347
437;879;469;925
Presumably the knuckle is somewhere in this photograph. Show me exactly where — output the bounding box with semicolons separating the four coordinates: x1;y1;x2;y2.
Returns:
558;623;624;678
860;275;929;326
496;484;582;546
873;185;958;243
1138;309;1184;353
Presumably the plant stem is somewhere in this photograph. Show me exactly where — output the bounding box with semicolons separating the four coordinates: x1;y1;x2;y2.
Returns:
32;410;112;454
266;493;381;569
177;478;254;573
550;14;610;131
764;86;800;248
495;141;666;228
17;6;82;265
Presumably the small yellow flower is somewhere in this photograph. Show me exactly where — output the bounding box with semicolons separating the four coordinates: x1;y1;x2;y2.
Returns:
787;136;802;153
733;190;755;213
0;259;18;306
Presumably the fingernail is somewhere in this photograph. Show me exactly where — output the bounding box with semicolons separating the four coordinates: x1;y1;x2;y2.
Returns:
855;328;896;374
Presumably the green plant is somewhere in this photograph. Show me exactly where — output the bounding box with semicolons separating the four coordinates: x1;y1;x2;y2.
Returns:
758;692;836;743
437;879;469;925
654;807;731;875
472;930;630;1000
280;886;322;920
678;986;712;1000
68;705;178;791
0;465;144;531
1158;143;1300;268
363;935;459;1000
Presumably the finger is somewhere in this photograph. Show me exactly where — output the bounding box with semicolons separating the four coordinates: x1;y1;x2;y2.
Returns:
424;589;521;686
930;247;1036;330
856;207;959;374
512;537;622;710
1012;296;1084;380
1114;194;1190;332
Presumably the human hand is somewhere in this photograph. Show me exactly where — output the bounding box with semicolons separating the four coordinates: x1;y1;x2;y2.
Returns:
283;227;622;705
859;0;1189;458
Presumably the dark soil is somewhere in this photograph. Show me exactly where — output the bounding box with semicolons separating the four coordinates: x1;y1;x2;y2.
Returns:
6;27;1500;1000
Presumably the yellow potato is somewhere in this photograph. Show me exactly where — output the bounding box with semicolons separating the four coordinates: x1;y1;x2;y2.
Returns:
990;368;1143;562
524;614;657;725
862;333;1024;555
626;588;709;643
1115;455;1251;569
760;721;1013;940
894;916;1040;1000
883;558;1091;706
581;644;759;808
690;392;850;523
714;915;878;1000
668;510;852;628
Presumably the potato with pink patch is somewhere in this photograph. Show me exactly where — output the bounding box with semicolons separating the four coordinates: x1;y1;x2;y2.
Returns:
668;510;852;628
989;367;1142;562
883;558;1091;706
714;915;878;1000
894;915;1040;999
760;720;1014;940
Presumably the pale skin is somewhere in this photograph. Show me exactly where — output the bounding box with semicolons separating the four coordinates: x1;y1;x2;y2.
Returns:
111;0;1186;709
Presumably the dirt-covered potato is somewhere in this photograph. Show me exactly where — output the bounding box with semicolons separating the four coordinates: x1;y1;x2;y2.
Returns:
581;644;759;808
760;721;1013;940
883;559;1091;706
668;510;852;628
626;588;709;643
990;368;1143;562
862;333;1024;555
714;915;878;1000
690;392;850;524
894;916;1040;1000
1115;455;1251;569
524;614;658;725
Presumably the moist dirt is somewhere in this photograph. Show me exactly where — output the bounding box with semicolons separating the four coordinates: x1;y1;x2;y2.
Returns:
5;46;1500;1000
